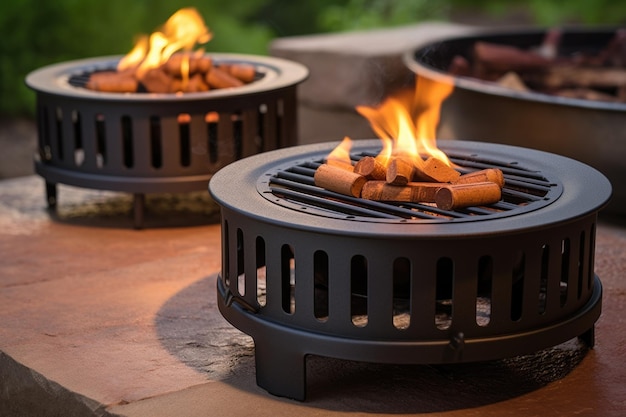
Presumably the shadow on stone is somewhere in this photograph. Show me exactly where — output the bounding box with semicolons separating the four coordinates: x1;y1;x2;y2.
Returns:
155;274;590;412
155;274;256;381
304;341;588;411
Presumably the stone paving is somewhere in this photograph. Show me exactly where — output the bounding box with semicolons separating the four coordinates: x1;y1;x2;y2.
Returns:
0;177;625;417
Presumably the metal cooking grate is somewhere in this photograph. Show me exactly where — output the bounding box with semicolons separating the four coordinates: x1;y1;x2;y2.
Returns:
66;60;266;91
259;149;562;223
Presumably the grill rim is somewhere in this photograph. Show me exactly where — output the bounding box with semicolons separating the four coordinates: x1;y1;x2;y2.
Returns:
209;139;613;239
25;53;309;102
404;27;626;113
258;147;563;225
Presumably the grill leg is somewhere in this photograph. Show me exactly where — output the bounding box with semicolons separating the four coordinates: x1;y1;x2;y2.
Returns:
133;193;145;230
45;182;57;209
253;338;306;401
579;325;595;348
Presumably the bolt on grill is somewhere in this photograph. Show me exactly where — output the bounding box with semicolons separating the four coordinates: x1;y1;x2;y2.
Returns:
209;139;611;401
26;54;308;228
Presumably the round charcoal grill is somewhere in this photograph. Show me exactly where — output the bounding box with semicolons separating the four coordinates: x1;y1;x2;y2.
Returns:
26;54;308;227
209;139;612;401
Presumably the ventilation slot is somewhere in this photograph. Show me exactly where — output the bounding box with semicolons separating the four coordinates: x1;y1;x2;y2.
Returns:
72;110;84;166
223;220;230;286
150;116;162;169
588;223;596;291
435;257;453;330
178;114;191;167
511;251;525;321
577;231;586;300
121;115;134;168
40;105;52;161
257;104;267;150
206;112;219;164
281;244;295;314
351;255;368;327
237;228;245;296
232;112;243;160
314;251;329;322
95;114;106;168
256;237;266;308
560;239;571;307
393;257;411;330
276;99;284;147
55;107;64;161
539;244;550;314
476;256;492;327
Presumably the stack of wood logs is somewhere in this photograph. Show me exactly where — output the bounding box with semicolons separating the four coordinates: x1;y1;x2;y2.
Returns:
314;154;504;211
448;28;626;102
85;53;256;93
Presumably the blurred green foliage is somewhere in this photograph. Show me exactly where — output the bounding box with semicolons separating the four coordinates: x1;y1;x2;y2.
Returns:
1;0;625;118
317;0;449;31
462;0;626;25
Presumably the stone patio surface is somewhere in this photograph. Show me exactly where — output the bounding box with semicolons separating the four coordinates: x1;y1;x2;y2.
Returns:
0;174;625;417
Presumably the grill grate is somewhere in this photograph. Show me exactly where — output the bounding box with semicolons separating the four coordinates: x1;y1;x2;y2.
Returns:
261;148;561;223
66;60;266;91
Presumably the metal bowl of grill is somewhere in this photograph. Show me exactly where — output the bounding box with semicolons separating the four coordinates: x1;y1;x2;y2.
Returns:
405;27;624;216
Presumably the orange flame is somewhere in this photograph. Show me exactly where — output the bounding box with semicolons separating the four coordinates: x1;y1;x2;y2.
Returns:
117;8;212;79
356;75;454;165
326;136;353;167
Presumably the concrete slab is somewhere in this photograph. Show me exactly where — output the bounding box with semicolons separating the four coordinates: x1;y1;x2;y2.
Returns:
0;175;625;417
269;23;477;145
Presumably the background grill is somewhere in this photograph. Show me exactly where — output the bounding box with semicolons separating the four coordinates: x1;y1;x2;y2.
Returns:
26;53;308;227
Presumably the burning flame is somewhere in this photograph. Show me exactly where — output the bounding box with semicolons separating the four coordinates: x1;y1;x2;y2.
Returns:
117;8;212;79
355;75;454;166
326;136;353;166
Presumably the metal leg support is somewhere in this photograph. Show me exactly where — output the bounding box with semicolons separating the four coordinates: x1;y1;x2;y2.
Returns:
45;182;57;209
579;325;595;348
253;338;307;401
133;193;145;229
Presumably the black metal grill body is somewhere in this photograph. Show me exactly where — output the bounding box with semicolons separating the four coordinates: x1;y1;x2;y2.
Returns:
209;140;612;400
26;54;308;227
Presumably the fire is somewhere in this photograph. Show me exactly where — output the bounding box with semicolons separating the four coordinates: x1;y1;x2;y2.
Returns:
356;75;454;166
117;7;212;79
326;136;353;166
315;75;505;210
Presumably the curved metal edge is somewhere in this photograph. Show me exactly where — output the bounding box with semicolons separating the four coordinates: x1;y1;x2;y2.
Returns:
25;53;309;102
403;27;626;113
255;143;565;225
209;140;613;238
216;275;602;365
35;160;211;193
